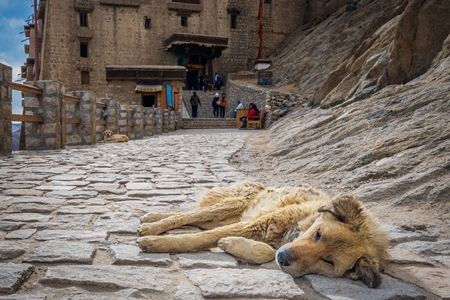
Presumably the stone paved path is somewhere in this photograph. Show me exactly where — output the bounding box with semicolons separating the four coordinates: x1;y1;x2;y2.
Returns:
0;129;428;299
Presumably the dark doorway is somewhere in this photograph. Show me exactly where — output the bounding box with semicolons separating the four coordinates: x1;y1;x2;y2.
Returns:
142;94;156;107
187;70;199;90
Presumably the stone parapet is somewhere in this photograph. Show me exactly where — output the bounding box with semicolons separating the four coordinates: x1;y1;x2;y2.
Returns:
24;81;65;150
66;91;96;145
143;107;155;136
0;63;12;156
129;105;144;139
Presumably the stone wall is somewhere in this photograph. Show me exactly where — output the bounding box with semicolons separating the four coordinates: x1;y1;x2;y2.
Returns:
226;76;308;128
24;81;65;150
0;74;180;154
37;0;306;97
66;91;97;146
0;63;12;156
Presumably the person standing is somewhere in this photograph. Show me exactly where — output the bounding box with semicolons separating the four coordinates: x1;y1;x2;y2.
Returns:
219;93;228;118
190;91;201;118
212;93;220;118
214;73;220;90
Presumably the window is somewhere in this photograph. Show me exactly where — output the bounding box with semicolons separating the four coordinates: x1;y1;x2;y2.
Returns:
264;0;271;3
231;15;237;29
142;95;156;107
144;17;151;29
80;12;88;27
181;16;188;27
81;71;89;84
80;42;88;57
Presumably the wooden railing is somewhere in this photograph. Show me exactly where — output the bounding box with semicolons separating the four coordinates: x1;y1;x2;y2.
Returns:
11;82;44;123
64;94;81;124
11;83;84;125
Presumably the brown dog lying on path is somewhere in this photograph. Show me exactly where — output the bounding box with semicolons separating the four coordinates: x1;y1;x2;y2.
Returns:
101;130;128;142
137;181;389;288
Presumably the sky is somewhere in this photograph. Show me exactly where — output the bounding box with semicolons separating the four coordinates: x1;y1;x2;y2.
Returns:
0;0;35;115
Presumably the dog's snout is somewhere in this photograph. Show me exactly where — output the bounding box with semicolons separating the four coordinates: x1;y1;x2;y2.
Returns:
277;248;295;267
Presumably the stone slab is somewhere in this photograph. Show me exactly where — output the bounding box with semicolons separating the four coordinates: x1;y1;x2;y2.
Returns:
1;214;52;223
177;251;237;268
23;241;96;264
5;229;37;240
107;244;172;266
57;206;110;215
0;241;28;260
385;266;450;299
34;230;107;243
29;214;94;230
45;190;98;199
185;268;305;299
0;263;34;294
305;274;425;300
39;265;172;293
0;221;25;231
93;213;140;234
3;189;44;197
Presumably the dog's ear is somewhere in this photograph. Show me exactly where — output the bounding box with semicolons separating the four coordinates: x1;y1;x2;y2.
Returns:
347;256;382;288
318;195;365;230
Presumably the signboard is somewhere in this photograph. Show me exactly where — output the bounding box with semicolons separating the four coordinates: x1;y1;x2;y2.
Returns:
258;71;272;85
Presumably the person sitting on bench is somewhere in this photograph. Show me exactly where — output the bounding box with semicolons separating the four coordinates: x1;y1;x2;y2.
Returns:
239;103;260;129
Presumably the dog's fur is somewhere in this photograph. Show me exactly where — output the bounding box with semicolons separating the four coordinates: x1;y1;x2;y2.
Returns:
101;130;129;143
137;181;389;288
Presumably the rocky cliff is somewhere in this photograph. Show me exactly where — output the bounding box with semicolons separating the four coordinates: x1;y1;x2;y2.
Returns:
243;0;450;219
234;1;450;295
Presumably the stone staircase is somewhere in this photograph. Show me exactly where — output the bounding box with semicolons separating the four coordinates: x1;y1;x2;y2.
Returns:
181;90;237;129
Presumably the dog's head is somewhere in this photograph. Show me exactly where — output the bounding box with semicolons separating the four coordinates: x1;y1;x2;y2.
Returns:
276;195;389;288
103;130;114;138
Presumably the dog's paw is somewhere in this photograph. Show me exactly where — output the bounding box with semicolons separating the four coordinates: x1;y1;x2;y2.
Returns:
140;213;171;224
137;236;157;252
137;224;158;236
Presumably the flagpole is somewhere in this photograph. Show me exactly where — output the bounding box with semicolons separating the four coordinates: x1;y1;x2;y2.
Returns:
257;0;263;60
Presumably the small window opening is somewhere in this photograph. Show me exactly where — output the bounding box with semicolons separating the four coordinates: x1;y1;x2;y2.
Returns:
142;95;156;107
80;12;88;27
231;15;237;29
264;0;271;3
181;16;188;27
144;18;151;29
80;42;88;57
81;71;89;84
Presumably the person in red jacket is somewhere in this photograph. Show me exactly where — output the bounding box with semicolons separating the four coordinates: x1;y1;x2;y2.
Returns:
239;103;260;129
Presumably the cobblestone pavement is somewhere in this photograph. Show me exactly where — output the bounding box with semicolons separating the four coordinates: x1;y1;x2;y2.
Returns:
0;129;429;299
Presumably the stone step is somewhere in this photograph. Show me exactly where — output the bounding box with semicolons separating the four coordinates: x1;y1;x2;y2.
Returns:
182;118;237;129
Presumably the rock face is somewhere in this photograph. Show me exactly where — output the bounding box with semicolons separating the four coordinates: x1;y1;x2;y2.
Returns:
270;0;450;108
233;1;450;297
243;0;450;214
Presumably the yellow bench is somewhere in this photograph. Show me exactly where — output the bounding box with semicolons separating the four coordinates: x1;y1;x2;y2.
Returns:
246;115;262;129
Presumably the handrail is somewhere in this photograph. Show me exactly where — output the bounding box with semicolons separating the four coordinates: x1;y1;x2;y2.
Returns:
64;94;80;103
11;115;44;123
12;82;43;95
96;102;106;108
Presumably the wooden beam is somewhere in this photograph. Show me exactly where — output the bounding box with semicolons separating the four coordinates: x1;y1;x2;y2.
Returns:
65;118;81;124
96;120;107;125
12;82;43;95
96;102;107;108
11;114;44;123
64;94;80;103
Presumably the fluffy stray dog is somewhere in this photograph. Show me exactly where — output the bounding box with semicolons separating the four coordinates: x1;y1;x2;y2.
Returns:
137;181;389;288
101;130;129;143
